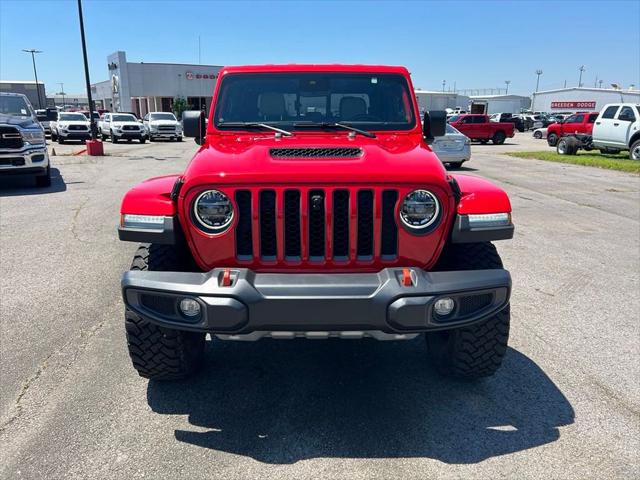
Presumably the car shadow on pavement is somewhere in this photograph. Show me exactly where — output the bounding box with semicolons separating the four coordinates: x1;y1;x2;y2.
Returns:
0;168;67;196
146;338;574;464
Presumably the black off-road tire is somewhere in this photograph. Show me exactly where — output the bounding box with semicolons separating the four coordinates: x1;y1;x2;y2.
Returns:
427;242;510;379
125;244;205;380
446;161;463;169
557;137;578;155
630;139;640;160
35;165;51;188
547;132;558;147
492;131;506;145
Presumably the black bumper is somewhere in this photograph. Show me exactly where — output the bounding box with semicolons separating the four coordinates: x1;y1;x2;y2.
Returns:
61;132;91;140
116;132;144;139
122;267;511;334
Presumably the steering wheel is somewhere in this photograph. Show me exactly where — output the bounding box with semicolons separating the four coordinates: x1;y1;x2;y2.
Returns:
347;113;382;122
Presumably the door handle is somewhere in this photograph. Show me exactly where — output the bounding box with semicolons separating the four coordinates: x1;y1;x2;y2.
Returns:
613;123;619;126
595;121;601;124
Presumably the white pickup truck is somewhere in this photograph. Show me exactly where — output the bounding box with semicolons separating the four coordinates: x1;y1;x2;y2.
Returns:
592;103;640;159
142;112;182;142
98;113;147;143
555;103;640;160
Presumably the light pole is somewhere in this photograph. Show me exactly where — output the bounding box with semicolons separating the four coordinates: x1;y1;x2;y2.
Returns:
535;70;543;92
505;80;511;95
442;80;446;92
22;49;43;109
58;82;65;109
77;0;102;154
598;79;603;89
578;65;585;87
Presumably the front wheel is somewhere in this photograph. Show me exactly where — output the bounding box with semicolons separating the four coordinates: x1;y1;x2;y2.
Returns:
35;165;51;188
446;161;463;169
492;131;506;145
124;244;205;380
533;131;542;139
140;137;146;144
427;242;510;378
547;133;558;147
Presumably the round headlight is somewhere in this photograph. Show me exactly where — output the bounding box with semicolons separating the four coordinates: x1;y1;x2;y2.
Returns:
193;190;234;232
400;189;440;230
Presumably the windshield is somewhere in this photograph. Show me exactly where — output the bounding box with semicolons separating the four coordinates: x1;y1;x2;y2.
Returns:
112;114;137;122
448;115;461;122
149;113;176;121
59;113;87;121
0;95;32;117
445;124;460;134
214;73;416;131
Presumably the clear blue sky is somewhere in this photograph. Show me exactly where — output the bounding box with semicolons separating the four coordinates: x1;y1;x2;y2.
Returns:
1;0;638;96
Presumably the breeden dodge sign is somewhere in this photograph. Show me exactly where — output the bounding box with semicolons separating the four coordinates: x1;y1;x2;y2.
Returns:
551;101;596;109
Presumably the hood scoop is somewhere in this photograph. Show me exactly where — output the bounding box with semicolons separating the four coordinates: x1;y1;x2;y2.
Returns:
269;147;363;159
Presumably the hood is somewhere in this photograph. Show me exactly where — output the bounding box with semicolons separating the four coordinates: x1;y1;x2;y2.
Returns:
182;132;448;189
0;113;38;128
149;120;178;126
58;120;90;126
112;121;141;127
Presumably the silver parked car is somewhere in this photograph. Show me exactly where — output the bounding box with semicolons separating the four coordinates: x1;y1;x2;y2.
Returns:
431;124;471;168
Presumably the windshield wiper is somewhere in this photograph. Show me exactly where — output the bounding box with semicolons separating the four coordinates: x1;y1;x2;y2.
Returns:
217;122;293;136
293;122;376;138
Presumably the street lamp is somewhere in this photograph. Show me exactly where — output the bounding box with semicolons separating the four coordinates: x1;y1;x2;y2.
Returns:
58;82;65;109
578;65;586;87
442;80;446;92
535;69;543;92
22;49;43;109
77;0;102;154
505;80;511;95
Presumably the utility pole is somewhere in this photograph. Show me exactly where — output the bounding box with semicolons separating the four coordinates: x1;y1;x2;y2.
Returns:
77;0;102;154
58;82;65;109
505;80;511;95
598;79;603;89
442;80;446;92
564;79;567;88
578;65;586;87
535;69;543;92
22;49;43;109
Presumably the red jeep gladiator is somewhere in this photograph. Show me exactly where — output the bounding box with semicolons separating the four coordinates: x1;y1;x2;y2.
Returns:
448;114;515;145
545;111;599;146
118;65;514;380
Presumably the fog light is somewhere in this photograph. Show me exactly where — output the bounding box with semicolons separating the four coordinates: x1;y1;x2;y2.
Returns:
434;297;455;316
179;298;201;318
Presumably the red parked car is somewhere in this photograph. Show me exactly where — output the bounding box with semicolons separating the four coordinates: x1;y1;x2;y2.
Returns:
448;114;515;144
118;64;514;381
546;111;599;146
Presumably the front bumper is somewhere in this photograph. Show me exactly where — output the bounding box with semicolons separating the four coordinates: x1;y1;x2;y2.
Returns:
149;130;181;138
122;267;511;334
59;130;91;140
0;146;49;175
115;131;145;139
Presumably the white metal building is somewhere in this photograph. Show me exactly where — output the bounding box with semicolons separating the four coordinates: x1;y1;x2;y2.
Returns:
0;80;46;110
414;90;470;113
531;87;640;113
468;94;531;114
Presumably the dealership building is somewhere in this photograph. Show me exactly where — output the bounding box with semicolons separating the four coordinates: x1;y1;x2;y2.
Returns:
0;80;47;110
531;87;640;113
91;51;222;116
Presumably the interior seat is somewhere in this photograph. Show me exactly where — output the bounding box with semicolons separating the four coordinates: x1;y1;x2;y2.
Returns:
258;93;285;121
339;97;367;121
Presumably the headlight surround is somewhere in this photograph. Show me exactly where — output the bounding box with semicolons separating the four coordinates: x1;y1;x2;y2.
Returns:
400;189;440;231
22;129;45;144
192;190;234;233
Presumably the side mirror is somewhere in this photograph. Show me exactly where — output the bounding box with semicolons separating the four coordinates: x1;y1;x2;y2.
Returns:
183;110;206;145
423;110;447;144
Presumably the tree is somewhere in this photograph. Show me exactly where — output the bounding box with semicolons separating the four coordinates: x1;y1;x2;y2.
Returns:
172;97;189;120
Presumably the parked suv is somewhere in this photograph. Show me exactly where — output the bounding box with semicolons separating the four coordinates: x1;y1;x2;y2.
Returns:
143;112;183;142
118;65;514;381
592;104;640;159
51;111;91;143
0;92;50;187
99;113;147;143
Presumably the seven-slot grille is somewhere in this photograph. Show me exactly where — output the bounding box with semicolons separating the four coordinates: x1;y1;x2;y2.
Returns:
234;188;399;264
122;125;139;131
158;125;176;131
68;124;88;131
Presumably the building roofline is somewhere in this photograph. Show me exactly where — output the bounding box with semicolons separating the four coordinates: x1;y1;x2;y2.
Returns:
534;86;640;95
0;80;45;84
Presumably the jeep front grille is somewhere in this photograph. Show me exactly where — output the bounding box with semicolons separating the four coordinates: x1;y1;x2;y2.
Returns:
269;147;362;158
234;187;399;264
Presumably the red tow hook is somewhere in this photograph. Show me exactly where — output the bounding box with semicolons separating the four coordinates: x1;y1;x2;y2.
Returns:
221;268;232;287
401;268;414;287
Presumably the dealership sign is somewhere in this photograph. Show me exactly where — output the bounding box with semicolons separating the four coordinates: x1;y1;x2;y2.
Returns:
185;71;218;80
550;101;596;109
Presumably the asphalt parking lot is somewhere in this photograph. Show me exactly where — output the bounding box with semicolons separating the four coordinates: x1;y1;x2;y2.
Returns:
1;132;639;479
